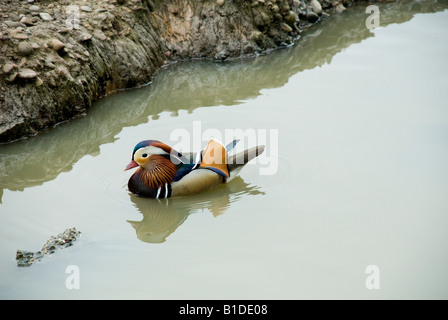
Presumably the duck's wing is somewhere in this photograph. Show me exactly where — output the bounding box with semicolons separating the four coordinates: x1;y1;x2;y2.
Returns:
171;139;251;195
172;139;238;181
173;152;198;182
227;145;265;181
171;168;225;197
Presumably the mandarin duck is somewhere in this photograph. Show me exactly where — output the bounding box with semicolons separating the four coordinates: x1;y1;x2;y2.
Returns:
124;139;265;198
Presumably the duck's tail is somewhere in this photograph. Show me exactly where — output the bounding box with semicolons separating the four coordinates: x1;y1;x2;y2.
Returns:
227;145;265;180
225;139;240;153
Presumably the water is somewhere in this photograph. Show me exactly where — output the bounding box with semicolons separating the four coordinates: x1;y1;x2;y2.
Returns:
1;1;448;299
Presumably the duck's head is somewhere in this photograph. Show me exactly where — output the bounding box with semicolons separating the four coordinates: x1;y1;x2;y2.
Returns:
124;140;175;171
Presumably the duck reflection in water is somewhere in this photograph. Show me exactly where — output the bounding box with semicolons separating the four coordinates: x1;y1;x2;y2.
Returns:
127;177;264;243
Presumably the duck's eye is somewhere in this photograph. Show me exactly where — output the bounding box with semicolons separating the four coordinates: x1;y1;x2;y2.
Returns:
142;153;148;158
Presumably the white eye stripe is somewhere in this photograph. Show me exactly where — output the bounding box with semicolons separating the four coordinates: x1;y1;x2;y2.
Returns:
136;146;169;157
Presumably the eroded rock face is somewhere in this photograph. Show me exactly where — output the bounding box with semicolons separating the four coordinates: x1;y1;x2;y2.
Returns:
0;0;358;143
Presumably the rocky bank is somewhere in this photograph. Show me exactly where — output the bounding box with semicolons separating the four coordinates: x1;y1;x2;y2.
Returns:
16;227;81;267
0;0;362;143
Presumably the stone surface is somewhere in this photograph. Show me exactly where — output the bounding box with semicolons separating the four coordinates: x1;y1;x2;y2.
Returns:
93;29;107;41
39;12;53;21
3;63;15;74
20;16;35;26
310;0;323;14
335;3;346;13
18;68;38;79
306;11;319;23
29;5;40;12
7;72;18;83
80;5;93;12
285;10;297;26
36;77;44;87
78;32;93;42
18;42;33;56
12;32;29;40
51;39;65;51
281;22;293;32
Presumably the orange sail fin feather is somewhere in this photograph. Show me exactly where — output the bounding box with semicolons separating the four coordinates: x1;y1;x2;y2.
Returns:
199;139;230;178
